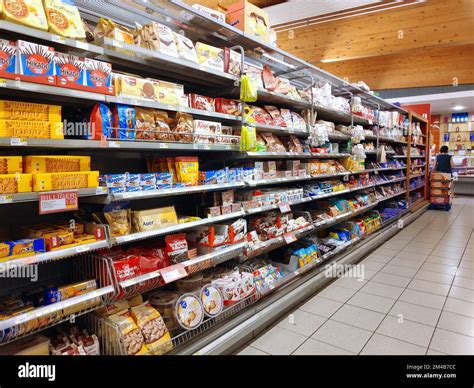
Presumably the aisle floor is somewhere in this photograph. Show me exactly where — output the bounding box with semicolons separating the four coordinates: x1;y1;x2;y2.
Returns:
238;196;474;355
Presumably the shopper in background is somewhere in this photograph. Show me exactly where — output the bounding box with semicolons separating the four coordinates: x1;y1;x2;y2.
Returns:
433;146;454;175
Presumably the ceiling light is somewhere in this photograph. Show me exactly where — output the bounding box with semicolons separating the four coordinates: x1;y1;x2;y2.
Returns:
452;105;465;111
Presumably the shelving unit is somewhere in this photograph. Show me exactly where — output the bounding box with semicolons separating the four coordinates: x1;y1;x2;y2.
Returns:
0;0;430;356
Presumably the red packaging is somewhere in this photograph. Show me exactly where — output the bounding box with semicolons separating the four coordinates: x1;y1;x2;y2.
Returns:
0;39;17;80
188;94;215;111
262;64;277;91
264;105;286;127
223;47;242;76
215;98;242;116
113;255;141;281
165;234;189;265
55;52;85;89
127;246;168;273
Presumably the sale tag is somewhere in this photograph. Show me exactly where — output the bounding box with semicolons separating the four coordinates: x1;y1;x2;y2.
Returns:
76;245;90;253
160;264;188;284
39;190;78;215
279;202;291;213
283;233;297;244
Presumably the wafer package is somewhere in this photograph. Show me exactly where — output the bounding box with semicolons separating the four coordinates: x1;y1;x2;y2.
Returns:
43;0;86;39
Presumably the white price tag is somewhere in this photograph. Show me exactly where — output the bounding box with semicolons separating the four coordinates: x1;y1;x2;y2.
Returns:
0;195;13;204
112;40;123;48
108;141;120;148
52;35;65;44
167;105;175;111
122;235;134;242
159;143;169;149
160;264;187;284
96;187;107;195
131;99;140;106
75;41;90;51
10;138;27;146
0;79;7;88
76;245;90;253
374;170;379;175
279;202;291;213
284;233;297;244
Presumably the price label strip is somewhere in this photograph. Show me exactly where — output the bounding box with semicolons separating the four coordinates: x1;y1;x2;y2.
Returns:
160;264;188;284
283;233;297;245
279;202;291;213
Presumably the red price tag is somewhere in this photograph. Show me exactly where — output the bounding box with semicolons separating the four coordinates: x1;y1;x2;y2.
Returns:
39;190;78;215
279;202;291;213
284;233;297;244
160;264;188;284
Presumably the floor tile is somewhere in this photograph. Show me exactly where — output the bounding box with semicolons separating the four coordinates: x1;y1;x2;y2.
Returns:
371;272;412;288
415;270;454;285
381;264;418;278
459;260;473;270
359;260;386;272
448;286;474;303
237;346;269;355
401;245;433;255
437;311;474;337
443;298;474;318
452;276;474;290
426;349;448;355
408;279;450;297
251;326;307;355
317;285;357;303
312;320;372;353
332;276;368;291
388;300;441;326
389;257;424;269
331;304;385;331
360;333;426;355
347;291;396;314
360;281;405;300
430;328;474;355
399;289;446;310
277;309;327;337
393;251;429;261
299;296;343;318
426;256;460;267
376;315;435;347
421;262;458;275
456;268;474;279
292;338;355;355
365;255;393;264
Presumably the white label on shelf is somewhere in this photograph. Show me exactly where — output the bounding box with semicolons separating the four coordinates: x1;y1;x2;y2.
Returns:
96;187;107;195
343;174;349;182
52;35;65;44
0;79;6;88
0;195;13;204
76;245;90;253
283;233;297;245
108;141;120;148
10;138;27;146
159;143;169;149
131;99;140;106
112;40;123;48
279;202;291;213
75;41;90;51
167;105;175;111
121;235;134;242
160;264;187;284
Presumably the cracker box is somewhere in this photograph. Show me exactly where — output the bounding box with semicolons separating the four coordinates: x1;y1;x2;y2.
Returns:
158;80;184;106
115;74;159;101
16;40;56;85
0;238;45;262
0;156;22;174
2;0;49;31
24;156;91;173
0;120;64;139
0;173;33;194
84;58;113;95
33;171;99;191
54;52;85;89
0;39;17;80
43;0;86;39
0;100;61;122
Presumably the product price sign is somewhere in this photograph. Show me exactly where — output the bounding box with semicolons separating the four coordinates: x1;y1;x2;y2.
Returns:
279;202;291;213
39;190;79;215
0;195;13;204
283;233;297;245
160;264;188;284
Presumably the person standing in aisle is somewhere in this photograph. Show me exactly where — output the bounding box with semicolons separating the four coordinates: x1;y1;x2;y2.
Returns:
433;146;454;175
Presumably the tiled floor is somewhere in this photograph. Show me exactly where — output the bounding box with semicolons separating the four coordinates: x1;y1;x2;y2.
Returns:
239;196;474;355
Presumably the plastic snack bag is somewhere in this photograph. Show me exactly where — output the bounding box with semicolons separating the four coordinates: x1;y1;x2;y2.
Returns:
89;103;113;140
240;74;257;103
113;104;136;140
240;125;257;152
109;310;148;355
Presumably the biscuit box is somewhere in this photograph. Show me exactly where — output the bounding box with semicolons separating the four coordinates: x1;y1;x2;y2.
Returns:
0;238;46;262
43;0;86;39
83;58;113;95
16;40;56;85
24;155;91;173
0;39;17;80
2;0;49;31
0;100;61;122
0;156;22;174
32;171;99;191
0;173;33;194
0;120;64;139
54;52;85;89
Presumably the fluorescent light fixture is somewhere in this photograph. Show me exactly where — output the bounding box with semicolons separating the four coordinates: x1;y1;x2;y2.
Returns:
452;105;465;111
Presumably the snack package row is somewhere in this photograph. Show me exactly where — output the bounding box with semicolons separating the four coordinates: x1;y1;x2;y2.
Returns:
244;104;307;130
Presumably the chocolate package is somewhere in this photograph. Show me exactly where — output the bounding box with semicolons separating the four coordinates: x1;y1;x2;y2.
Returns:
16;40;56;85
0;39;16;80
55;52;85;89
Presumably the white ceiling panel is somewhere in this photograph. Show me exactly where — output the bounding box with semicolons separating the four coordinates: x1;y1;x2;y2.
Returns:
265;0;382;26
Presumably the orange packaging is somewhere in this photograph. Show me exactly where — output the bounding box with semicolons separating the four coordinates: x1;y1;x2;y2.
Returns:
227;0;270;43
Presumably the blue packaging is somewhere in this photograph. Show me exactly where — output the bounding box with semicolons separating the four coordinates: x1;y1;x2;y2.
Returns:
140;173;156;186
200;171;217;185
141;185;156;191
216;169;227;184
126;185;141;192
114;104;136;140
105;174;127;188
125;174;141;187
156;173;173;186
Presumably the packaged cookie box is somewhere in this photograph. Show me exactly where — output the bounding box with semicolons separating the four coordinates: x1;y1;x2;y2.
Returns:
0;238;45;262
195;42;224;73
193;120;222;134
16;40;56;85
158;80;185;106
54;53;85;90
32;171;99;192
0;100;61;122
0;173;33;194
43;0;86;39
114;73;159;101
0;157;22;174
2;0;49;31
0;120;64;140
83;58;114;95
24;156;91;173
0;40;17;80
132;206;178;232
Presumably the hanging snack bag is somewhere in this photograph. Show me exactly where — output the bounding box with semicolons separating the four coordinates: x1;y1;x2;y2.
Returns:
89;103;113;140
240;125;257;151
165;233;188;264
113;104;135;140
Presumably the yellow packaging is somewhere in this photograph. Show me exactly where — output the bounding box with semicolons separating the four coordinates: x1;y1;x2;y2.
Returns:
131;302;173;355
175;157;199;186
109;310;149;355
0;243;9;258
32;171;99;191
2;0;49;31
114;74;160;101
158;80;184;106
43;0;86;39
0;100;61;122
24;155;91;173
0;173;33;194
195;42;224;72
0;120;64;139
0;156;22;174
132;206;178;232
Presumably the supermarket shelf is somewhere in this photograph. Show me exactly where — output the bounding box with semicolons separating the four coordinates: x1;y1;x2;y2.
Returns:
246;175;312;187
0;20;104;55
242;152;350;159
410;184;425;192
0;187;108;205
410;174;426;179
0;240;109;274
391;155;426;159
328;132;351;141
246;122;309;137
0;137;240;152
256;90;311;110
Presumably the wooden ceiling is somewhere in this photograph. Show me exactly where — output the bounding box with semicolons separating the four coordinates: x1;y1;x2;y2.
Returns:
184;0;285;9
276;0;474;90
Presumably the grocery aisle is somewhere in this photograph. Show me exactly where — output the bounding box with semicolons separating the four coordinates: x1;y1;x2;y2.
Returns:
238;196;474;355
